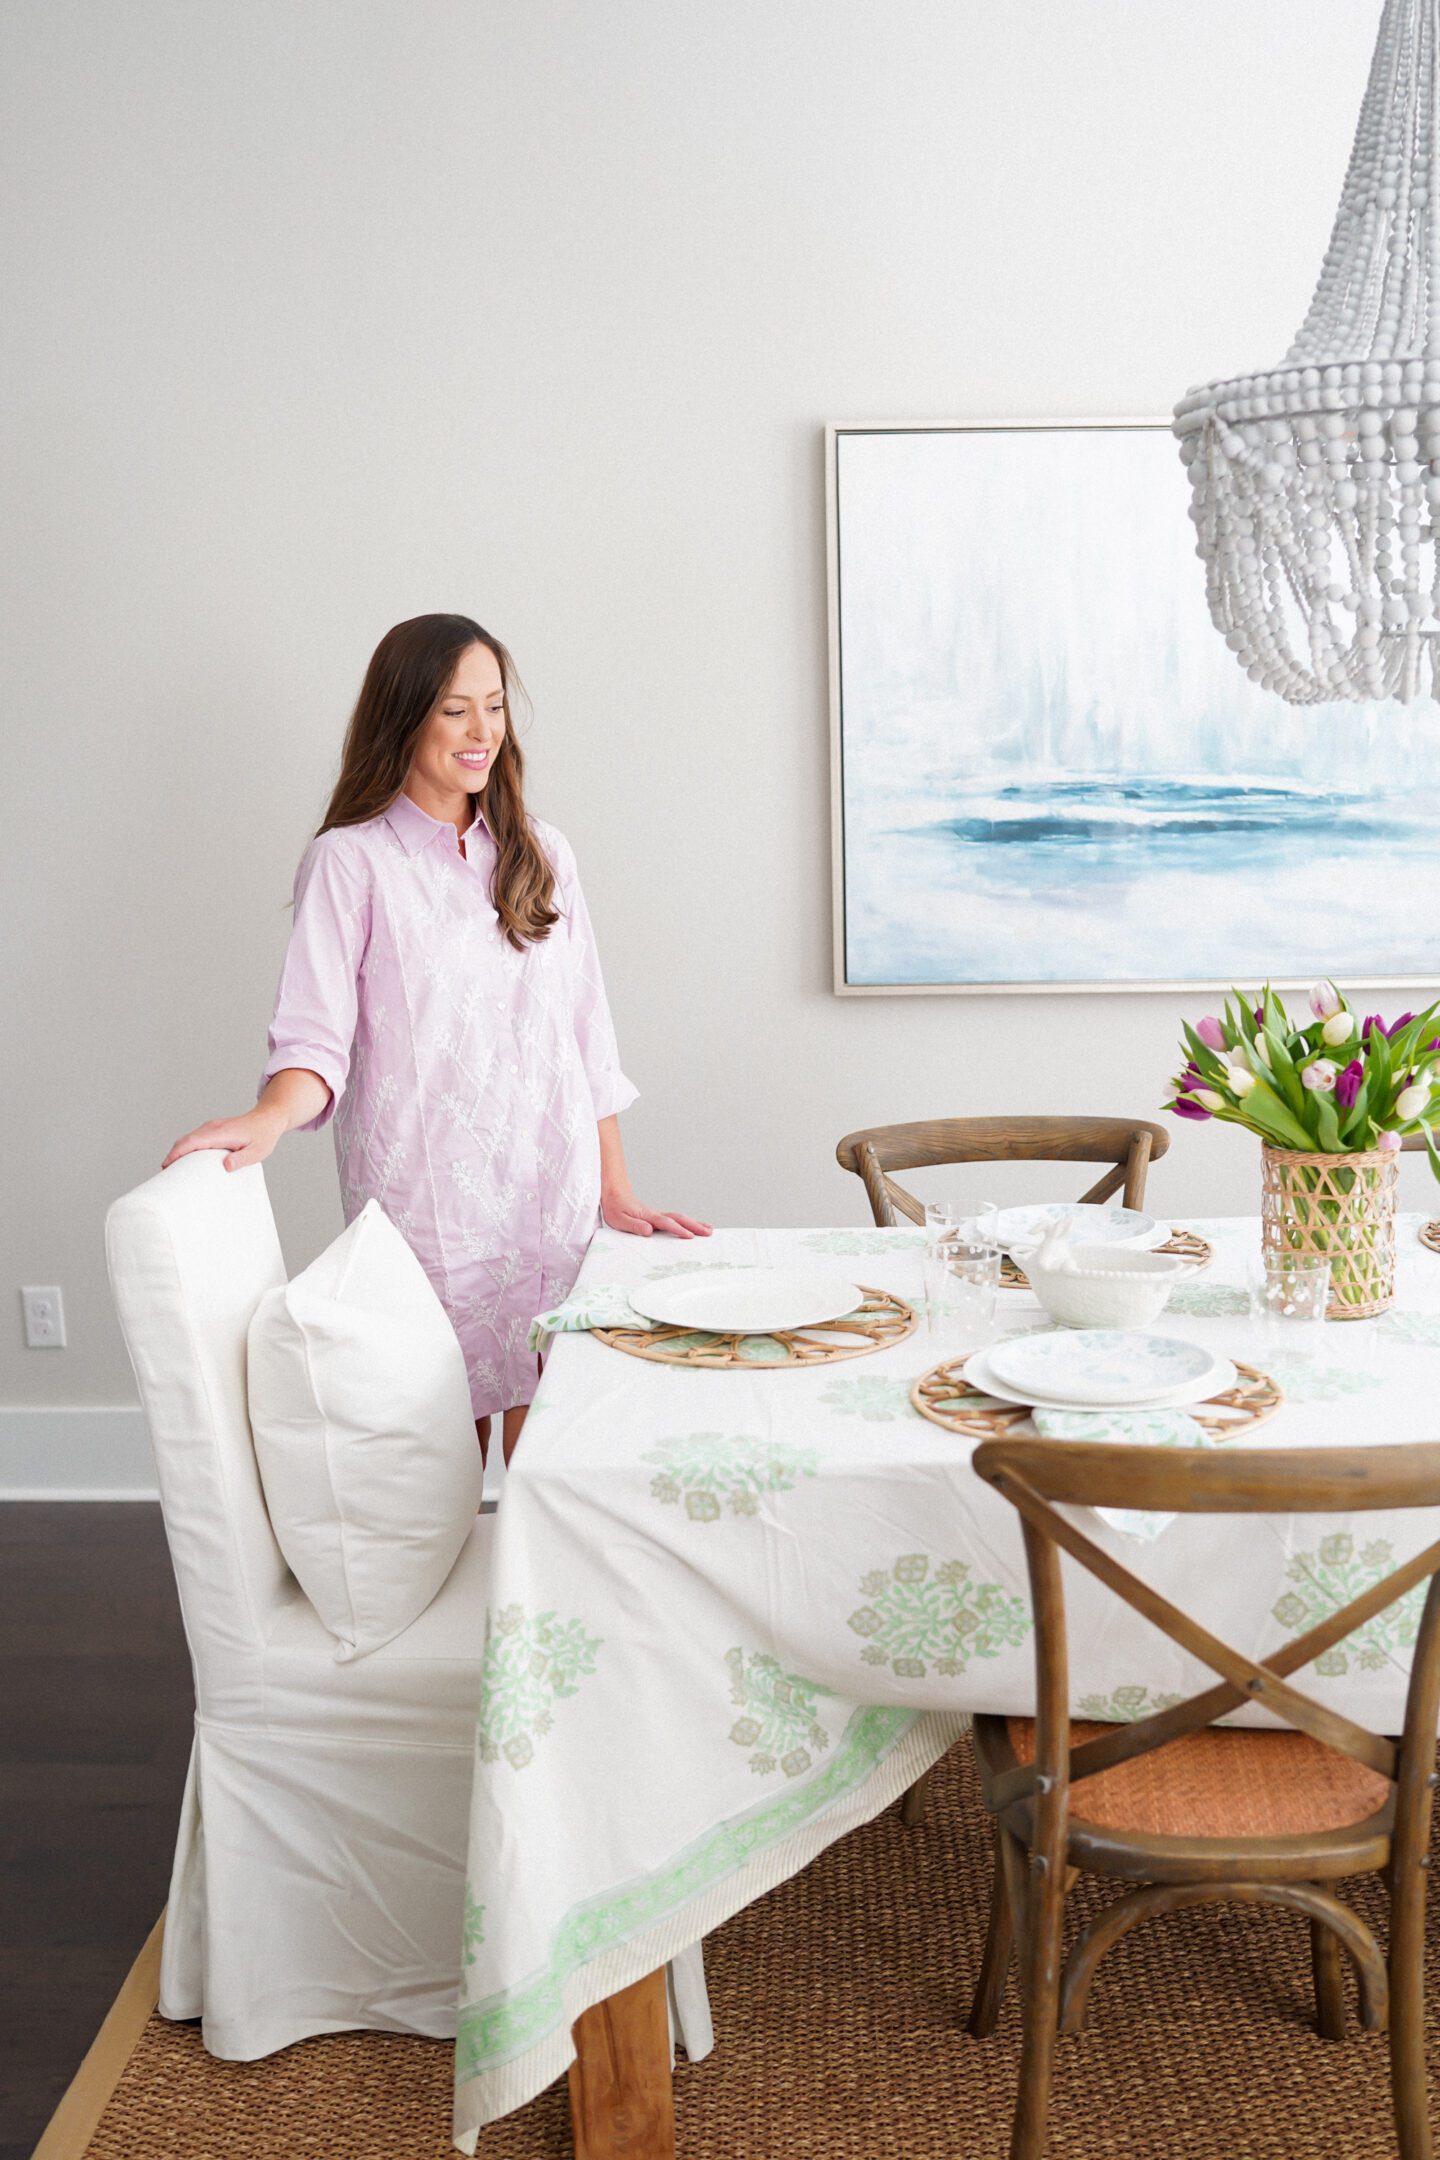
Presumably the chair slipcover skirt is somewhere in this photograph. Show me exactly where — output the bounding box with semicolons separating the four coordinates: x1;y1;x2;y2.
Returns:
107;1151;711;2064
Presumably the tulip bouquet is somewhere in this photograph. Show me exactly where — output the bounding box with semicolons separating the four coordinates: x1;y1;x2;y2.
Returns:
1167;981;1440;1171
1168;982;1440;1316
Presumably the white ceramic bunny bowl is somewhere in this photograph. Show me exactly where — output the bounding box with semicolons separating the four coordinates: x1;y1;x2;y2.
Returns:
1025;1242;1189;1329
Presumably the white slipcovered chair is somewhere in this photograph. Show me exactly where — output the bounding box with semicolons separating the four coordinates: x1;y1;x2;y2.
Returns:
104;1150;711;2064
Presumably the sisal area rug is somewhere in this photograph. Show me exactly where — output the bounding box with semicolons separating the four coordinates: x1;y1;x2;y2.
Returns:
70;1740;1438;2158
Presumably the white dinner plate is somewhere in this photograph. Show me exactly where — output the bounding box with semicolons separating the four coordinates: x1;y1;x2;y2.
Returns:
988;1329;1218;1405
628;1267;865;1335
960;1343;1237;1415
981;1203;1162;1254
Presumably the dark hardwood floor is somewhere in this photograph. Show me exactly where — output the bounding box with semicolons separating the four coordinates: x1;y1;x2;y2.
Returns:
0;1504;193;2160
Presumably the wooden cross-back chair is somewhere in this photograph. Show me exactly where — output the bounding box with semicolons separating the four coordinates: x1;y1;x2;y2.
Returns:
834;1117;1171;1229
967;1434;1440;2160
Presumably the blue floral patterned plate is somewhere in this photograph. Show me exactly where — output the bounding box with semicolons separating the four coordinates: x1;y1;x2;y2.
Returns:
981;1331;1231;1410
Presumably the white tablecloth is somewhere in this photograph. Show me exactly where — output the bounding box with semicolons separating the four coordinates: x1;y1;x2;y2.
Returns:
453;1213;1440;2144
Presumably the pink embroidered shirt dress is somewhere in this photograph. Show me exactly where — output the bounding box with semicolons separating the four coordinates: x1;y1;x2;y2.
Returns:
258;789;637;1417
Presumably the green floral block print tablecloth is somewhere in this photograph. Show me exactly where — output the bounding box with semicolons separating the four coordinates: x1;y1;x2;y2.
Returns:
453;1214;1440;2145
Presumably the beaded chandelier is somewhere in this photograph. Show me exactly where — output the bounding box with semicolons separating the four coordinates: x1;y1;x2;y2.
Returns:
1174;1;1440;705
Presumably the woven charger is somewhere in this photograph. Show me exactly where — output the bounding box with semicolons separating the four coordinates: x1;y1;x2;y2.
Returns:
1422;1220;1440;1257
910;1351;1282;1441
999;1227;1213;1291
593;1285;915;1367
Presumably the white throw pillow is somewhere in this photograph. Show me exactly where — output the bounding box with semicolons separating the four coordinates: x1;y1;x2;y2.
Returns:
246;1198;483;1660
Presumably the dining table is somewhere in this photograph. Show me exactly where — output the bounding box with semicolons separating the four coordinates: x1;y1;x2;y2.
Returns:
451;1210;1440;2155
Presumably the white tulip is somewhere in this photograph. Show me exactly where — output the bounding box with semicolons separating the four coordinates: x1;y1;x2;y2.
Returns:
1301;1060;1339;1092
1321;1011;1355;1047
1226;1064;1257;1096
1396;1082;1432;1120
1192;1087;1225;1112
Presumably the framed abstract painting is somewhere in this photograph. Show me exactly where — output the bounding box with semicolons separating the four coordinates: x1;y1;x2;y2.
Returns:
826;419;1440;994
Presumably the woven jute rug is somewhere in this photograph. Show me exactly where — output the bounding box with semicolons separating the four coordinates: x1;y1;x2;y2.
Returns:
72;1740;1440;2159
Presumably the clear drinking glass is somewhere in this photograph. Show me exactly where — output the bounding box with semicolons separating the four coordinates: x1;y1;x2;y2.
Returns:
927;1231;1002;1345
1247;1252;1331;1350
921;1223;951;1316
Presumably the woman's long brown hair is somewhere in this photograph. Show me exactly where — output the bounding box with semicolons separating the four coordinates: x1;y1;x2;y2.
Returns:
316;614;559;949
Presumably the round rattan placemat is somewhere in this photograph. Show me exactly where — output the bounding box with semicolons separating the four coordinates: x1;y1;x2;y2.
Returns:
1000;1228;1213;1291
911;1353;1282;1442
1421;1219;1440;1257
78;1741;1428;2160
593;1286;915;1367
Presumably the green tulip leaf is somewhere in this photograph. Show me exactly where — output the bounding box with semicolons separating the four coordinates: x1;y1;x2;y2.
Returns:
1371;1031;1394;1099
1421;1122;1440;1187
1237;1079;1314;1150
1313;1091;1343;1153
1262;1026;1308;1119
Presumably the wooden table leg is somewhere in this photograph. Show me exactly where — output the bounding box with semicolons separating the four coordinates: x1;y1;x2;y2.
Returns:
568;1968;676;2160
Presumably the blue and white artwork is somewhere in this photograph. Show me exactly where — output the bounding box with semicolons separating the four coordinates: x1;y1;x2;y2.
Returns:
833;424;1440;989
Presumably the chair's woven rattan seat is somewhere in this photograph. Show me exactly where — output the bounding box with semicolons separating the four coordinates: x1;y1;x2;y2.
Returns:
1005;1719;1393;1839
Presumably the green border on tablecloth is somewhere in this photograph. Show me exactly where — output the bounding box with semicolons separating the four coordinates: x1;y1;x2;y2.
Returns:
455;1702;918;2076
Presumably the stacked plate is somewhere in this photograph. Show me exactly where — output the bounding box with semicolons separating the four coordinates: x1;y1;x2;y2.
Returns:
627;1268;864;1334
978;1203;1163;1254
963;1329;1234;1413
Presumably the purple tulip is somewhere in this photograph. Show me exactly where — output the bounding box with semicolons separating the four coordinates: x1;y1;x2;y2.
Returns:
1195;1015;1225;1052
1170;1061;1216;1119
1335;1058;1364;1110
1362;1013;1384;1041
1388;1012;1416;1036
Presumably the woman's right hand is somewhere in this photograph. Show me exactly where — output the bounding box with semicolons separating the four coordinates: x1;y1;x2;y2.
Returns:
162;1106;285;1173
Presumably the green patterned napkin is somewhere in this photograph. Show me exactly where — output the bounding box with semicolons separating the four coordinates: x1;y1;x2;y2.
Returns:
1029;1406;1209;1542
528;1284;657;1351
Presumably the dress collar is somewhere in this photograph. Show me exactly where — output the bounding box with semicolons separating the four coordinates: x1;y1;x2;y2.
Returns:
383;789;494;857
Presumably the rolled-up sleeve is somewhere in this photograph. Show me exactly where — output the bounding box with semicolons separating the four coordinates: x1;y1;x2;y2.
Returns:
553;832;639;1123
256;833;371;1134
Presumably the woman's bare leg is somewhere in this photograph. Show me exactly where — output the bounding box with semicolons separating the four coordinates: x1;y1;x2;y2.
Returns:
499;1352;543;1466
501;1403;528;1464
474;1414;491;1467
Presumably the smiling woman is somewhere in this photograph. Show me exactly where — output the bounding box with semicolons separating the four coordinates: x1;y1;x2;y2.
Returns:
355;620;564;951
161;613;711;1466
412;640;508;810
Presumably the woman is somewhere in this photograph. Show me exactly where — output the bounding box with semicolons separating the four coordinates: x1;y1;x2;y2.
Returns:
163;613;710;1464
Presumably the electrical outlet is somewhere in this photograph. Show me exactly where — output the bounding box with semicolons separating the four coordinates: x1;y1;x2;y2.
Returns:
22;1286;66;1348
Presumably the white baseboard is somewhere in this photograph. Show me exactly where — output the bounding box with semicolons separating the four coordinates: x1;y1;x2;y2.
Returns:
0;1405;505;1506
0;1407;158;1499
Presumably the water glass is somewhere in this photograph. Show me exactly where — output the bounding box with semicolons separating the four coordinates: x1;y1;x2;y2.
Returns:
1247;1252;1331;1349
926;1231;1002;1345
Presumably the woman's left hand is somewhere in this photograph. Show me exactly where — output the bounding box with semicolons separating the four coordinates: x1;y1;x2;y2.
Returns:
602;1189;713;1238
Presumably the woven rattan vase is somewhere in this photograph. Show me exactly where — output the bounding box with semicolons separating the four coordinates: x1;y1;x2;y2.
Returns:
1259;1144;1399;1319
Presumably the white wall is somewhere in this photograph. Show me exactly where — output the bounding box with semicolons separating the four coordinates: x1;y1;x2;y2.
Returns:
5;0;1433;1458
